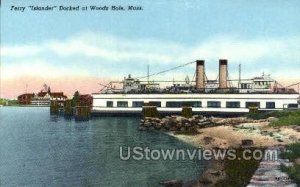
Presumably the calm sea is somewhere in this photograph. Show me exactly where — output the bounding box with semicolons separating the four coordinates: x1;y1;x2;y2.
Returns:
0;107;206;187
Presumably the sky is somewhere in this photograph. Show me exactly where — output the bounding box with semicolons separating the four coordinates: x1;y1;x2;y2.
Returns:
1;0;300;98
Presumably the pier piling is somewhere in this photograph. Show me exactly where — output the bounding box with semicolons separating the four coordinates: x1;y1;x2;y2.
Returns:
182;106;192;118
249;106;258;113
142;105;160;118
74;106;90;121
64;99;73;118
50;100;59;114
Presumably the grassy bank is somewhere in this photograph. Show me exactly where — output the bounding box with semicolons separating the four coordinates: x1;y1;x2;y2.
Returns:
246;109;300;127
280;143;300;184
215;148;262;187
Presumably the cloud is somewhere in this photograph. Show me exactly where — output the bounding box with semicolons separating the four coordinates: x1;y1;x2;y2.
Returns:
2;32;300;66
1;32;300;98
1;59;90;80
189;35;300;64
2;45;42;57
46;38;173;63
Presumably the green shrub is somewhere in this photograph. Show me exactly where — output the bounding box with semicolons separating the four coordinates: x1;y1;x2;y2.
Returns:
216;148;262;187
246;110;300;126
270;110;300;127
281;165;300;184
280;143;300;184
280;143;300;161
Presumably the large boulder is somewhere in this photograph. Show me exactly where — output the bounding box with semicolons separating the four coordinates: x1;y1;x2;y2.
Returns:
241;139;254;146
266;117;278;122
154;123;162;129
160;179;183;187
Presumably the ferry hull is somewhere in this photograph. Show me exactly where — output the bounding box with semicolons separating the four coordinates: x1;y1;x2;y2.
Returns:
91;93;299;116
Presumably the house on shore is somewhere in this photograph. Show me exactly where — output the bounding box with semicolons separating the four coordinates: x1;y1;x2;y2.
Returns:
17;93;35;105
18;91;67;106
31;91;67;106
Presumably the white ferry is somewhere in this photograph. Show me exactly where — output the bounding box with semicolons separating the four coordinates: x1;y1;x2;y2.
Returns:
92;59;299;116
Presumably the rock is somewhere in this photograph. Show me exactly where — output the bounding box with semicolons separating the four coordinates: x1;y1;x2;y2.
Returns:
293;126;300;132
267;117;278;122
198;177;212;185
164;124;171;130
190;120;198;126
160;179;183;187
170;127;177;131
203;136;214;145
261;130;269;135
144;122;151;127
199;121;211;126
209;169;221;176
215;119;226;125
294;158;300;165
180;127;186;131
185;123;191;127
154;123;162;129
138;126;147;131
199;119;207;123
192;115;199;119
241;139;254;146
176;123;182;128
189;126;198;132
168;120;177;128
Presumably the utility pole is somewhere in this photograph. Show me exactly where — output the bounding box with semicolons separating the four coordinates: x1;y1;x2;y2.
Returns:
238;64;241;89
147;64;149;84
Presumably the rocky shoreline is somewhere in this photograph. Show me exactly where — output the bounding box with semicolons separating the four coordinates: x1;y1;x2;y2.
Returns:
139;115;300;187
139;115;267;133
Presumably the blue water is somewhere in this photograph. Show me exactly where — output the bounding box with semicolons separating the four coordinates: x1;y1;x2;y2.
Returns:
0;107;206;187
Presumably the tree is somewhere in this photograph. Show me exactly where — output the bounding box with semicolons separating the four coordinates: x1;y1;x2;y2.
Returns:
72;91;80;107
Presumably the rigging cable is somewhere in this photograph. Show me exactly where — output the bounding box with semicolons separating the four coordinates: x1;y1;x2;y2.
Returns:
134;61;196;79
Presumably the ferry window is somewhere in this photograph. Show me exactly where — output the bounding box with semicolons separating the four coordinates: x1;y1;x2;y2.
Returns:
207;101;221;108
148;102;161;107
266;102;275;109
288;104;298;108
166;101;202;108
132;101;144;107
117;101;128;107
184;101;202;108
226;102;240;108
166;102;182;108
246;102;260;108
106;101;113;107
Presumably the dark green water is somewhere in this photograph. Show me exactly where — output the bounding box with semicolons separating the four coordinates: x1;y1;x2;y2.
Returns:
0;107;206;187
